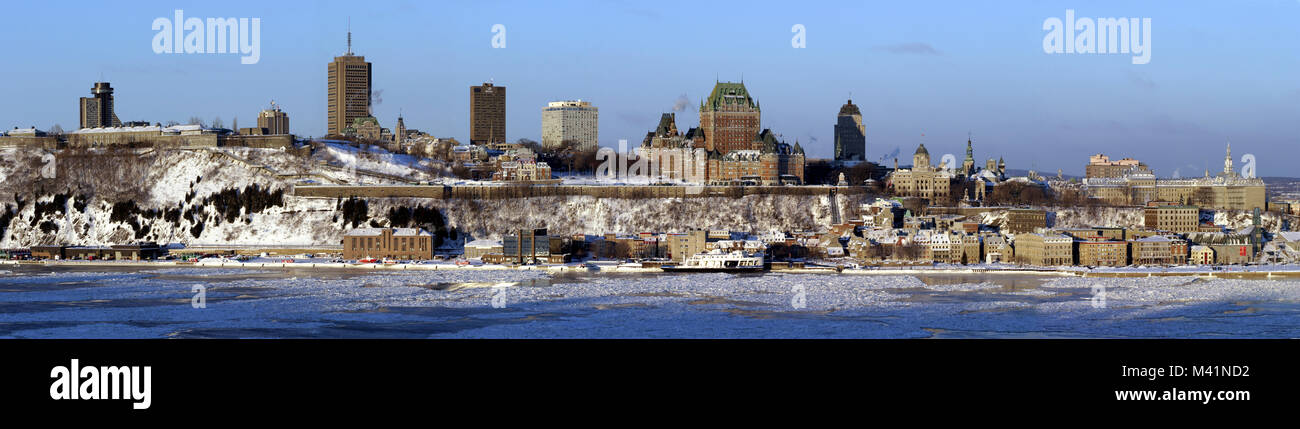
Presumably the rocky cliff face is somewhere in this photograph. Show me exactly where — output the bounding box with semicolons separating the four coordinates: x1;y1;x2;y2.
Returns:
0;146;854;247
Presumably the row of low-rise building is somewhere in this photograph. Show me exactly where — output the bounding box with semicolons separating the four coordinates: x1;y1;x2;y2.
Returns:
835;198;1268;267
841;224;1242;267
29;243;166;261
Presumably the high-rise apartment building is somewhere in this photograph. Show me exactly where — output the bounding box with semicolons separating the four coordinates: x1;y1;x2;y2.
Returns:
699;81;761;154
470;82;506;145
833;99;865;161
541;100;598;151
79;82;122;129
327;31;372;136
257;102;290;135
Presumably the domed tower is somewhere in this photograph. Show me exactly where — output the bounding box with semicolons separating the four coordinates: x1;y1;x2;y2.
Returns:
913;144;931;170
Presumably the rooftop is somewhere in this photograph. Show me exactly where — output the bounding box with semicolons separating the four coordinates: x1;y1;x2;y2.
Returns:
345;227;431;237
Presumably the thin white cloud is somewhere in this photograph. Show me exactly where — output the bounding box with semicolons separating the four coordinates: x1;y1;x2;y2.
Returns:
875;42;940;55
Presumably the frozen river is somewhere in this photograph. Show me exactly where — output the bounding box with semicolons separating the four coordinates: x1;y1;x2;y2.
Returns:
2;265;1299;338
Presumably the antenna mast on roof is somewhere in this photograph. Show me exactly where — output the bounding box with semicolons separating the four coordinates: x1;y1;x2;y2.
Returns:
347;18;352;55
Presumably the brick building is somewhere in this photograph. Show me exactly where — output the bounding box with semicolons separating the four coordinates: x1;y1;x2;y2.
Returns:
1005;208;1047;234
638;83;805;185
1131;235;1188;265
1086;154;1150;178
1144;205;1199;233
470;82;506;145
342;228;433;260
1078;239;1128;267
699;81;761;154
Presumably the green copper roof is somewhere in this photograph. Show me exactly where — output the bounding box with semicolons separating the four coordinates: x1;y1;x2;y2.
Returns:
351;116;380;127
759;129;779;152
703;81;758;111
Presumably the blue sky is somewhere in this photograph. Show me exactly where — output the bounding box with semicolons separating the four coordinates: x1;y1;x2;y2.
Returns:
2;0;1297;176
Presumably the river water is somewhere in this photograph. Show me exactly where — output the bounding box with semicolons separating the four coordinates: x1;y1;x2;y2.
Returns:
2;264;1299;338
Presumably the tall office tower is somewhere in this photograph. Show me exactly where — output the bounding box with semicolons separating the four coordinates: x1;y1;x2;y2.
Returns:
833;99;866;162
257;101;290;135
470;82;506;145
327;29;372;136
79;82;122;129
699;81;761;154
541;100;599;151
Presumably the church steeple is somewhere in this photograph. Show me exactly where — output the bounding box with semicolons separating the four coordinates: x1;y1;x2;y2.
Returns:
962;136;975;175
1223;142;1234;177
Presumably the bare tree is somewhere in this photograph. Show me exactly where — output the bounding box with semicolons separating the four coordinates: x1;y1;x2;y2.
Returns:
211;116;224;129
187;117;206;127
48;124;64;136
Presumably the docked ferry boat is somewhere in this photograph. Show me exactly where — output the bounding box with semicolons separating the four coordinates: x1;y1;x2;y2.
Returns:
661;250;765;273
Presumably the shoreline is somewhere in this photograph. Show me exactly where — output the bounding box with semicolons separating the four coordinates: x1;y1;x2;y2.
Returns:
5;259;1300;280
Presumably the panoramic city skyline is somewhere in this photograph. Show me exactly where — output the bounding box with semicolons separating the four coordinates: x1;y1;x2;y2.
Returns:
2;0;1298;175
4;2;1300;407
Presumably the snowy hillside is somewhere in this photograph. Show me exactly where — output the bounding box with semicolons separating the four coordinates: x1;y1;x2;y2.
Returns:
0;146;860;247
2;144;1283;249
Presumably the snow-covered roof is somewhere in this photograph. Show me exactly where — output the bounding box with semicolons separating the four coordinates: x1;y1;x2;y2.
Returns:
393;228;430;236
72;124;220;134
7;127;43;135
1278;232;1300;242
345;227;430;237
1136;236;1171;242
1026;232;1072;241
465;239;502;248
